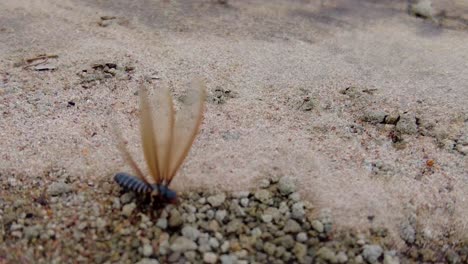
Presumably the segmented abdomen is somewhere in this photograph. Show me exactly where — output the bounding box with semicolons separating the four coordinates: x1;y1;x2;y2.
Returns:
114;173;151;193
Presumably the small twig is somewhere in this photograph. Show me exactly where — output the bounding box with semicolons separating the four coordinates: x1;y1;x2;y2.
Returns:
25;54;58;64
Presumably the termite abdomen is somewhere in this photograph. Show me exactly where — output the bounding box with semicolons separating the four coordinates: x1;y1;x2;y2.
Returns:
114;173;151;193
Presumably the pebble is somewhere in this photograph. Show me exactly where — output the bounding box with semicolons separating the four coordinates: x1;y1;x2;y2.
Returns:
184;251;197;261
283;219;302;233
259;179;270;188
135;258;160;264
215;210;227;223
209;237;220;249
226;219;245;234
170;237;198;252
311;220;324;233
24;225;41;240
446;249;460;264
120;192;135;204
456;144;468;155
293;242;307;261
220;254;238;264
316;247;337;263
291;202;305;220
95;218;106;230
254;189;272;204
232;191;250;198
181;226;200;241
156;218;167;229
362;244;383;264
261;214;273;223
112;197;121;209
121;203;136;217
396;114;418;135
240;198;249;207
273;235;295;249
383;251;400;264
264;242;276;255
207;193;226;207
361;110;387;124
47;182;72;196
289;192;301;202
400;223;415;244
141;244;153;257
278;177;296;195
337;251;348;263
411;0;434;19
296;232;307;242
203;252;218;263
221;241;230;253
168;209;183;228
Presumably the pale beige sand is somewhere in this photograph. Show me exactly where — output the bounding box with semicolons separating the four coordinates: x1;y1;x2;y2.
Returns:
1;0;467;245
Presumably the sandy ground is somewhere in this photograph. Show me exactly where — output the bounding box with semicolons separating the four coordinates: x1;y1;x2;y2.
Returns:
1;0;467;245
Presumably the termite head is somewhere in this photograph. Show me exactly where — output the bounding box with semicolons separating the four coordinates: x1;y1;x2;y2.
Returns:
150;184;178;204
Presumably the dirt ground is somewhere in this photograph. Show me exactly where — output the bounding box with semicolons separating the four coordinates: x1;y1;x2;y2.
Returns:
1;0;467;246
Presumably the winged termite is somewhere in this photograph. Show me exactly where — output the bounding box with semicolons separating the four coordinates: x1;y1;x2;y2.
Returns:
114;78;206;207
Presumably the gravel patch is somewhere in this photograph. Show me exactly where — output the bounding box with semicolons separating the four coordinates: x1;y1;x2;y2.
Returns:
1;176;466;263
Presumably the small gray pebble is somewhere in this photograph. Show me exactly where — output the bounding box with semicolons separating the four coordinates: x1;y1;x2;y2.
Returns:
184;251;197;261
209;237;220;248
293;243;307;261
316;247;337;263
207;193;226;207
232;191;250;198
261;214;273;223
120;192;135;204
291;202;305;220
203;252;218;263
362;244;383;264
170;237;198;252
278;177;296;195
411;0;434;19
283;219;302;233
221;241;230;252
215;210;227;223
24;225;41;240
259;179;270;188
141;244;153;257
337;251;348;263
156;218;168;229
311;220;324;233
383;251;400;264
168;209;183;228
47;182;72;196
135;258;160;264
289;192;301;202
296;232;307;242
206;210;215;219
254;189;272;204
220;254;238;264
400;223;415;244
251;227;262;237
121;203;136;217
182;226;200;241
361;111;387;124
240;198;249;207
396;114;418;135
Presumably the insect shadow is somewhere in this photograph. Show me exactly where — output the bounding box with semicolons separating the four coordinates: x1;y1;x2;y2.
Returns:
113;78;206;212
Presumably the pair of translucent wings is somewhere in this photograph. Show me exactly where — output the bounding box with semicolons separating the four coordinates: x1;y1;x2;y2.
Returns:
115;79;206;186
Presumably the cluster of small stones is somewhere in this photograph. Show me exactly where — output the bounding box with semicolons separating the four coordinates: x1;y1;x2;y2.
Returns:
1;176;467;263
